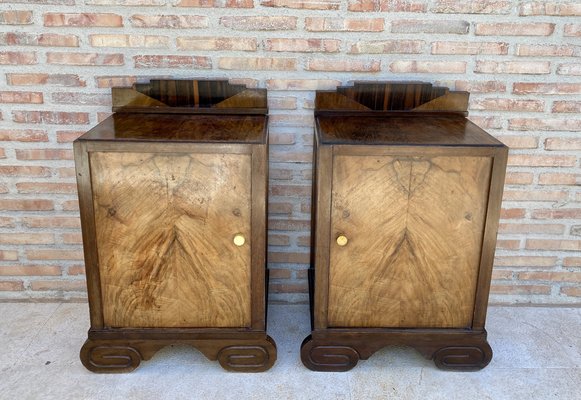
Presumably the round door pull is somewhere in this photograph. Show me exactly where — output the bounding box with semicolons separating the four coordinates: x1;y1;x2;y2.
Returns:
233;234;246;247
336;235;348;247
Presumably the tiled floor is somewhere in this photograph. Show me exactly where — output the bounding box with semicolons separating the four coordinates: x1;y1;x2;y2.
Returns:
0;303;579;400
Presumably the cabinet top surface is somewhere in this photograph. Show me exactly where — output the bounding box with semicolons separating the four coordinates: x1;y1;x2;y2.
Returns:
316;113;505;147
77;112;267;143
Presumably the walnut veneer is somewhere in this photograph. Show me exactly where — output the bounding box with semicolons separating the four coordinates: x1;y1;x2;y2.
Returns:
301;82;508;372
74;80;276;373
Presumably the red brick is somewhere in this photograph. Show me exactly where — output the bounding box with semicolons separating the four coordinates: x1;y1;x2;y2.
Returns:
557;63;581;76
0;281;24;291
269;268;292;279
490;284;550;295
306;17;384;32
0;217;15;228
392;19;468;34
269;115;313;127
0;129;48;142
0;51;37;65
56;130;84;143
500;208;526;219
269;219;310;231
0;91;43;104
0;11;33;25
265;38;340;53
47;52;123;66
475;23;555;36
390;61;466;74
561;287;581;297
503;190;568;202
177;0;253;7
10;0;74;3
0;166;51;177
0;265;62;276
22;217;81;228
51;92;111;106
95;76;136;88
266;79;340;90
6;73;85;87
519;2;581;16
15;149;73;160
62;200;79;211
62;233;83;244
262;0;340;9
134;55;211;69
516;44;579;57
350;40;424;54
552;101;581;113
13;111;89;125
44;13;122;27
499;223;564;234
513;83;581;95
538;174;579;186
0;199;54;211
494;256;557;268
27;250;83;260
563;258;581;268
545;138;581;151
509;118;581;132
433;0;512;14
219;57;295;71
475;61;550;75
564;24;581;37
526;239;581;251
0;251;18;261
131;14;207;28
270;185;311;197
221;16;297;30
269;234;291;246
491;270;512;280
269;132;295;144
56;167;76;178
0;233;54;245
67;265;85;275
532;209;581;219
269;202;293;215
0;32;78;47
504;172;533;185
31;280;86;291
454;80;506;93
471;98;544;112
85;0;165;4
268;251;310;264
348;0;426;12
467;116;503;129
508;154;577;167
268;97;297;110
307;59;380;72
16;182;77;194
495;135;538;149
269;282;308;293
90;34;168;48
432;41;508;55
177;37;257;51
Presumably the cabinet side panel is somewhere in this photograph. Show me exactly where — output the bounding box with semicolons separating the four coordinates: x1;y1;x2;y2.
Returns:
328;155;492;328
90;151;252;328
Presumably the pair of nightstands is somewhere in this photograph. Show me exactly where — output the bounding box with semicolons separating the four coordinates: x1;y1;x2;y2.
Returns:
74;80;507;373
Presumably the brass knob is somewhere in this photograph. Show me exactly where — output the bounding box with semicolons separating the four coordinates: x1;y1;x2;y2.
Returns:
233;234;246;247
336;235;348;247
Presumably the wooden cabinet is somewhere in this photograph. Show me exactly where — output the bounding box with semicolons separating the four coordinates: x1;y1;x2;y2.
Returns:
75;80;276;373
301;83;508;372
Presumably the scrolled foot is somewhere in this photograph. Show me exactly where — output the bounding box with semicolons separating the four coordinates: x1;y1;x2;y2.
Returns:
217;336;277;372
433;343;492;371
80;339;142;373
300;335;359;372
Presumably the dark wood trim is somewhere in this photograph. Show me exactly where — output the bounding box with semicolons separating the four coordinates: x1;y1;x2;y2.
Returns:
473;146;509;329
112;107;268;115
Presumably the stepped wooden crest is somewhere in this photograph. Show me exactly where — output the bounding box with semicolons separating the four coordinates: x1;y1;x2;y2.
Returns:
315;81;469;114
112;79;267;114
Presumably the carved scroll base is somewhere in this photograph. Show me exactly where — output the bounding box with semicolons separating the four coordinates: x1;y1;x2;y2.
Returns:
80;333;276;373
301;329;492;372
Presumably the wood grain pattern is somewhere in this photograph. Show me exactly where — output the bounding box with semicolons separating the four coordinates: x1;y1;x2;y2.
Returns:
90;151;252;328
328;155;492;328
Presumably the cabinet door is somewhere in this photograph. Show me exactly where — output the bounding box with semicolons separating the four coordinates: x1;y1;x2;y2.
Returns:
90;151;252;328
328;154;492;328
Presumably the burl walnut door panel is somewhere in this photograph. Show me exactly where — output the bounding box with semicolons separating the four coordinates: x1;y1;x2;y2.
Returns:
90;151;251;329
328;154;492;329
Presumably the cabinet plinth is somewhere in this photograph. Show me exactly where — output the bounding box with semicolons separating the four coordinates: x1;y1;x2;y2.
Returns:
75;80;275;373
302;82;507;371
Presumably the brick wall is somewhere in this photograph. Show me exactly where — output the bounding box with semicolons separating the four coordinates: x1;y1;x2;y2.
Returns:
0;0;579;304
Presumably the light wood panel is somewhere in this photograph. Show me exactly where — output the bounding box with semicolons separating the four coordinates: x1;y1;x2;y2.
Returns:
90;151;252;328
328;155;492;328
